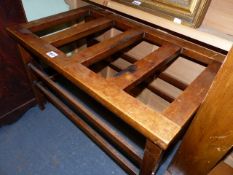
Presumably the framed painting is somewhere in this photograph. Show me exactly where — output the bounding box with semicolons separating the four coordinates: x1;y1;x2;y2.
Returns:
113;0;211;27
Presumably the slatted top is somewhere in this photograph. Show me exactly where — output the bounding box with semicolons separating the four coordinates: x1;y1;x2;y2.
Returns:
7;6;225;149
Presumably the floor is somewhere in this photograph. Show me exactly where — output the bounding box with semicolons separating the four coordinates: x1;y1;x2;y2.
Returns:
0;103;179;175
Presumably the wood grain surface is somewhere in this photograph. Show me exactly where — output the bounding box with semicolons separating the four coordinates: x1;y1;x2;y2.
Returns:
168;48;233;175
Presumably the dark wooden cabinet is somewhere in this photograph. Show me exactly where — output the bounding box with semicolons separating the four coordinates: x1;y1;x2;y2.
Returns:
0;0;35;125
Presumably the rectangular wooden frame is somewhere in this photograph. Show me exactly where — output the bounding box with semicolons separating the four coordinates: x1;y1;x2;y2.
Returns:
8;5;226;175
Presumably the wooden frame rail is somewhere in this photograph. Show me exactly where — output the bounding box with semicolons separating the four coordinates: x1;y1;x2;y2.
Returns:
8;5;226;175
168;47;233;175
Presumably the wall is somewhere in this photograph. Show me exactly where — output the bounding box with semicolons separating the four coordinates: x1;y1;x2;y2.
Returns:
22;0;69;21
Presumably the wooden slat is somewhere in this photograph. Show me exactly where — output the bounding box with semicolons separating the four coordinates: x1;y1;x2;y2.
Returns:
24;6;90;32
163;61;221;126
110;44;181;90
109;63;122;72
7;26;70;68
29;63;143;166
8;24;180;150
87;39;139;64
7;5;224;151
144;32;225;64
90;9;226;64
36;83;138;175
8;6;226;175
70;29;144;66
43;17;113;47
109;63;175;102
146;84;175;103
120;53;188;90
168;48;233;175
121;53;138;63
61;63;180;149
88;38;189;90
159;72;187;90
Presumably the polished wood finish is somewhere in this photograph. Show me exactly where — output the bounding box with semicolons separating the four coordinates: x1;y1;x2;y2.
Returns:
24;6;90;32
76;29;143;66
62;60;179;149
107;62;176;103
29;63;143;167
43;17;113;47
8;6;226;174
0;0;35;124
168;48;233;175
110;44;181;90
88;38;188;91
163;62;220;126
36;82;138;175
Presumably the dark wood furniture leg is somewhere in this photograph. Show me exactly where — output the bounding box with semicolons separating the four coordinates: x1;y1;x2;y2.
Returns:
140;140;163;175
168;48;233;175
17;45;46;110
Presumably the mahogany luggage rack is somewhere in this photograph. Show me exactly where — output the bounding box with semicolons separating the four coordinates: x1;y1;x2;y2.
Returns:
8;5;227;175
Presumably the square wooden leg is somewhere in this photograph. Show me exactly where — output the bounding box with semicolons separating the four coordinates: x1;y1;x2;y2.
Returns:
140;140;163;175
17;45;46;110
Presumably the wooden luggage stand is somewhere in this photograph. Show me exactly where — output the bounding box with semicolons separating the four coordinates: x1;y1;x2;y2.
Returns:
7;6;227;175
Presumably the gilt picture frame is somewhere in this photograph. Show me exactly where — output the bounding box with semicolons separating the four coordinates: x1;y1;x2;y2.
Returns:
113;0;212;27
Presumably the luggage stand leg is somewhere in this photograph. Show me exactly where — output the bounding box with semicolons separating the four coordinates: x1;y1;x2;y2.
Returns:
140;139;163;175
